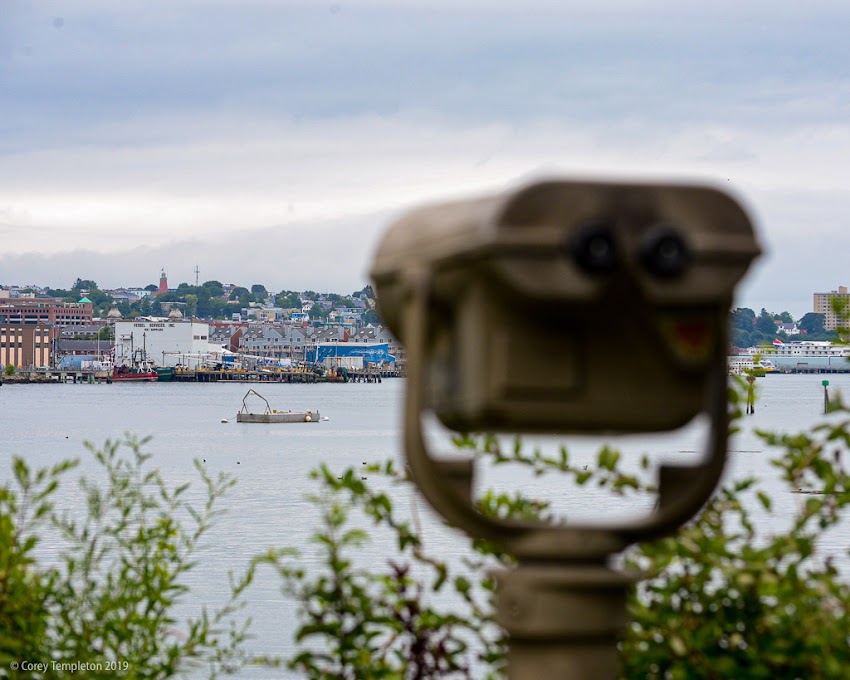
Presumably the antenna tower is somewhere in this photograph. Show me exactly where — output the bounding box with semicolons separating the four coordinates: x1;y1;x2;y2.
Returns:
194;264;200;287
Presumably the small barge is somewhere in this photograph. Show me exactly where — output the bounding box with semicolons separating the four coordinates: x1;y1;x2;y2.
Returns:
234;389;320;424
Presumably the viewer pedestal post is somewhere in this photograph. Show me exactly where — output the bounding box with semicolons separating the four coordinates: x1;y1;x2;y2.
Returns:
495;564;632;680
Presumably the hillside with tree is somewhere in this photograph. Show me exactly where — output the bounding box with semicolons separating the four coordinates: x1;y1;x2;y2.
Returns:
730;307;836;349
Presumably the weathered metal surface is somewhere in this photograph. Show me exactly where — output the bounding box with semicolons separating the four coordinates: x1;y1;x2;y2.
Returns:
236;411;319;423
370;177;762;679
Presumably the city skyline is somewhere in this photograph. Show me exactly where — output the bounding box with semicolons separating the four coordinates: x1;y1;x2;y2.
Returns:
2;274;837;326
3;1;850;319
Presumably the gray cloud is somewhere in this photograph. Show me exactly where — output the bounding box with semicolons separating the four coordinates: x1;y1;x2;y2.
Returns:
4;1;850;148
0;210;389;293
2;1;850;318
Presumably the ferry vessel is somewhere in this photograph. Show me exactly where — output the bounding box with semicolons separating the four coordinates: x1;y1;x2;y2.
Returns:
744;341;850;371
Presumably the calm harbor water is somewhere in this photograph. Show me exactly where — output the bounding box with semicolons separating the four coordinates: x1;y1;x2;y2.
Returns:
3;374;850;677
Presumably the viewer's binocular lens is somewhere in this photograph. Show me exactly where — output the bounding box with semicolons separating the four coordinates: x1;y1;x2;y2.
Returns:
568;221;691;279
569;222;619;274
639;225;691;278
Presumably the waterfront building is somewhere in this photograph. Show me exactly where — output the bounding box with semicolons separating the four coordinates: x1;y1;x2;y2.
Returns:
113;319;211;367
814;285;850;331
350;326;380;343
235;323;311;363
306;341;396;369
208;325;237;350
240;324;284;359
0;323;53;368
0;297;93;327
313;326;350;344
58;339;112;359
283;324;309;361
59;322;108;339
345;325;406;368
375;325;406;367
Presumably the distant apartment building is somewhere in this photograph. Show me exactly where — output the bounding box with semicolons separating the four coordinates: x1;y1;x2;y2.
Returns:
0;323;53;368
106;288;142;304
126;288;152;299
814;286;850;331
245;307;280;322
0;298;93;327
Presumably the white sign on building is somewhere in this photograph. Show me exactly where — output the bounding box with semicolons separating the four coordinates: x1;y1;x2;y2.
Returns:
114;320;211;367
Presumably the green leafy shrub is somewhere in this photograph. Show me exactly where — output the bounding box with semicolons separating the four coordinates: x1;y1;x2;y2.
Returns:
622;395;850;679
0;436;258;679
268;463;504;679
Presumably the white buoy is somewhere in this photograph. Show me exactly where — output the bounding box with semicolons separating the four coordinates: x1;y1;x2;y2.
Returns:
305;415;312;422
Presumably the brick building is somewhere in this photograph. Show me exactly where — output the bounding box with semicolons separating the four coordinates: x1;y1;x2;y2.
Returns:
0;298;93;327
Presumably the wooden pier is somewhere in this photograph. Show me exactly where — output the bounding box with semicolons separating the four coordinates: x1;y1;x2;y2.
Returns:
172;368;321;383
774;366;850;375
171;367;401;383
4;366;402;384
3;369;112;384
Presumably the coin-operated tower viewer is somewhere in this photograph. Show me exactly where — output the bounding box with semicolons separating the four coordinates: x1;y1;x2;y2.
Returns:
370;178;761;679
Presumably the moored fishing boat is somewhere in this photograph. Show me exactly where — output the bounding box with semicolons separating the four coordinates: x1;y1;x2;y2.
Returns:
112;364;158;382
155;367;176;382
111;336;159;382
102;357;158;382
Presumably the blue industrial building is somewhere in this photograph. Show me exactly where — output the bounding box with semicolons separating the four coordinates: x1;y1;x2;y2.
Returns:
306;342;395;366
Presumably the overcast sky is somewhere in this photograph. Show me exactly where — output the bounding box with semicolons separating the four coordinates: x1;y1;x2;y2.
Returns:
2;0;849;317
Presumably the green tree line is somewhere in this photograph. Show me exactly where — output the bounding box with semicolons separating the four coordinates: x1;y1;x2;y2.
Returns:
40;278;375;322
730;307;835;348
35;278;838;334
